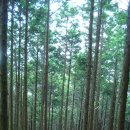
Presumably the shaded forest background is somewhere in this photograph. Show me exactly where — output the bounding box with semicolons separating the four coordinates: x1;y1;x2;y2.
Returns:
0;0;130;130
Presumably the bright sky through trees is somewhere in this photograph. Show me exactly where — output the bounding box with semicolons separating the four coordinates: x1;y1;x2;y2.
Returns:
113;0;128;9
51;0;128;53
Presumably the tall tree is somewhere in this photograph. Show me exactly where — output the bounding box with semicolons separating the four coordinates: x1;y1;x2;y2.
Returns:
93;25;104;130
17;1;22;130
58;37;67;130
10;0;14;130
51;101;54;130
70;68;76;130
78;83;84;130
107;60;118;130
84;0;94;129
33;45;39;130
88;0;103;130
48;74;53;130
64;50;72;130
0;0;8;130
23;0;29;130
44;0;50;129
117;1;130;130
0;0;2;126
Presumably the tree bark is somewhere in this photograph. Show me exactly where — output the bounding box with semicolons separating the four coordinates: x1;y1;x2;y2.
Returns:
39;45;46;130
78;83;84;130
59;43;67;130
44;0;50;129
14;39;18;130
48;74;53;130
64;50;72;130
20;74;23;130
0;0;8;130
93;25;104;130
70;69;76;130
23;0;29;130
88;1;103;130
51;101;54;130
107;60;118;130
33;45;39;130
84;0;94;130
117;1;130;130
16;2;22;130
0;0;2;127
10;0;14;130
102;96;108;130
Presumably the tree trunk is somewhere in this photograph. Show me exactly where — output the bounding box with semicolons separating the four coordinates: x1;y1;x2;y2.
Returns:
102;96;108;130
84;0;94;130
78;83;84;130
39;45;46;130
113;97;119;130
93;24;104;130
107;60;118;130
14;39;18;130
23;0;29;130
88;1;103;130
48;74;53;130
70;69;76;130
10;0;14;129
117;1;130;130
59;43;67;130
0;0;2;125
33;45;39;130
0;0;8;130
44;0;50;129
16;2;22;130
20;74;23;130
51;101;54;130
64;51;72;130
29;104;33;130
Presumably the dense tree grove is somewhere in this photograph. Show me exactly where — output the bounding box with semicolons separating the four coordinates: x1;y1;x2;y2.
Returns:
0;0;130;130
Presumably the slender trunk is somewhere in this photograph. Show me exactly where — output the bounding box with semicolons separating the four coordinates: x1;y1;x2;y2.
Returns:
107;60;118;130
39;53;45;130
59;44;67;130
33;45;39;130
48;74;53;130
117;1;130;130
93;86;100;130
100;94;105;129
20;74;23;130
102;96;108;130
16;2;22;130
29;104;33;130
39;69;45;130
23;0;29;129
14;41;18;130
44;0;50;129
81;117;83;130
93;24;104;130
64;51;72;130
58;17;68;130
113;98;119;130
70;69;76;130
51;101;54;130
78;83;84;130
0;1;2;126
84;0;94;129
0;0;8;129
89;1;103;130
101;96;104;118
10;0;14;130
